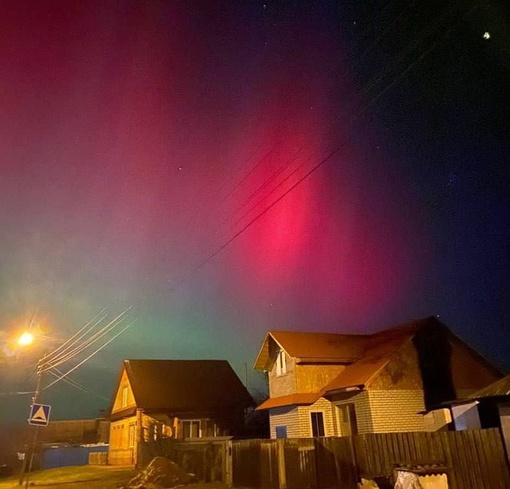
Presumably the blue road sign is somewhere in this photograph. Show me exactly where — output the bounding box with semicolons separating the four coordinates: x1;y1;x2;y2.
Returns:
28;403;51;426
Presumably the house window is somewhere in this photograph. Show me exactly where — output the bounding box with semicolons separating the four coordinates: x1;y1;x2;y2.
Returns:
151;422;162;441
310;412;325;437
275;426;287;438
181;420;201;439
276;350;287;376
121;386;129;408
336;403;358;436
128;423;136;447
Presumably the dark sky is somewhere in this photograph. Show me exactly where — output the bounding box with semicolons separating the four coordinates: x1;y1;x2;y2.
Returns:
1;0;509;422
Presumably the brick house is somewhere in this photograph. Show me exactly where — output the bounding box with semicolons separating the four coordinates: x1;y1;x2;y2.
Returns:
108;359;253;465
254;317;502;438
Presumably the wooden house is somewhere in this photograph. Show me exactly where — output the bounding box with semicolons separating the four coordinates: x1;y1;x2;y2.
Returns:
254;317;502;438
108;359;253;465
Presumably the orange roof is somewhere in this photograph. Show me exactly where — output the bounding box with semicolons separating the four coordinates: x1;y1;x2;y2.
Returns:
256;393;321;410
254;317;433;372
321;328;415;394
254;331;368;370
254;317;441;406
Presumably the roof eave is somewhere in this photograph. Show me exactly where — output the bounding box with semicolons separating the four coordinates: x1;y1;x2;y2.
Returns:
296;357;357;364
109;406;137;421
253;332;273;371
322;385;364;398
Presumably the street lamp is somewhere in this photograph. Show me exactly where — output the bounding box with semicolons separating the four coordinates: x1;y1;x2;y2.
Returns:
14;333;46;488
17;332;34;347
13;308;134;485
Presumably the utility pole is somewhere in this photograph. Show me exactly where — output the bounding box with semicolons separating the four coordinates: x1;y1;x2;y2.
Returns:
19;355;45;488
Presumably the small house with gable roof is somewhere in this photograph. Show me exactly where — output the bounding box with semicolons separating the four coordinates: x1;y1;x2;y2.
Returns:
108;359;253;465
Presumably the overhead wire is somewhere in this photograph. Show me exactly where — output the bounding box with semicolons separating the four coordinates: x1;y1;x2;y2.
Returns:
38;309;108;369
358;2;469;102
42;308;132;371
166;0;481;283
38;307;132;373
44;319;135;391
46;368;110;401
232;158;307;228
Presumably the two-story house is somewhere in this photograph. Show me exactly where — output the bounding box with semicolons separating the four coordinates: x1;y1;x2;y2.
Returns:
254;317;502;438
108;359;254;465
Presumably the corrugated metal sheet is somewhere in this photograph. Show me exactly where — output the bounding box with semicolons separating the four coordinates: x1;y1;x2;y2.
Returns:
471;374;510;398
42;445;109;469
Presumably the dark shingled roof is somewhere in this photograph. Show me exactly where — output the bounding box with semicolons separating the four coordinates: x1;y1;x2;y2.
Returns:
122;359;254;414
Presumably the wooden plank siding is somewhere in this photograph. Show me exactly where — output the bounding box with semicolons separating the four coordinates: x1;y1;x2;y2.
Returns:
352;429;510;489
143;428;510;489
232;439;279;489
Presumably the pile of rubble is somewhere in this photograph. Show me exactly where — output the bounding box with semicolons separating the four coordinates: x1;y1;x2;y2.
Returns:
119;457;197;489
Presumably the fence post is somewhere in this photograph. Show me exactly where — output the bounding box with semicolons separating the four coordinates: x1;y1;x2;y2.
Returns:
225;441;233;487
277;439;286;489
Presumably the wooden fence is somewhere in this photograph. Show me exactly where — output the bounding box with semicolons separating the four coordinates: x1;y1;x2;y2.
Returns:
143;428;510;489
352;429;510;489
139;438;226;483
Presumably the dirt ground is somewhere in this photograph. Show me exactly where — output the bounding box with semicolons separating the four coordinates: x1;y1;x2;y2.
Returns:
0;465;229;489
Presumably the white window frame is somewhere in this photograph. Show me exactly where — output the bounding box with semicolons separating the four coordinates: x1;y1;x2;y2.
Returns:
181;419;202;439
275;350;287;376
309;411;326;437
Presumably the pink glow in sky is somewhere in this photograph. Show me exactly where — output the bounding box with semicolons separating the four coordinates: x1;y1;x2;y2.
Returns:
1;1;508;422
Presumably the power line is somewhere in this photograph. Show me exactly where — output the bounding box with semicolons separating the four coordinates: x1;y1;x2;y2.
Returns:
167;1;481;285
44;319;135;391
46;368;110;401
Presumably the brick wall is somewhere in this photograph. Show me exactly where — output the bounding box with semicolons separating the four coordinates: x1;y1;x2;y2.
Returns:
269;390;426;437
332;391;372;434
367;390;426;432
269;406;300;438
297;398;337;437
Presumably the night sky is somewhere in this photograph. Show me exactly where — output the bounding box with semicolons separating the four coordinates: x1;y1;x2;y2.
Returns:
1;0;509;423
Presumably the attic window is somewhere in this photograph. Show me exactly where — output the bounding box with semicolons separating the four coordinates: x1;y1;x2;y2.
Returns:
276;350;287;376
121;386;129;408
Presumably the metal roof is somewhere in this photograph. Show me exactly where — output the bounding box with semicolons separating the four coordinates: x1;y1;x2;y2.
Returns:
116;359;254;414
470;374;510;398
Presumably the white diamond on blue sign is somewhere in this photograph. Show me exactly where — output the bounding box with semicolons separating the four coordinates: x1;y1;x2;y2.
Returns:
28;403;51;426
